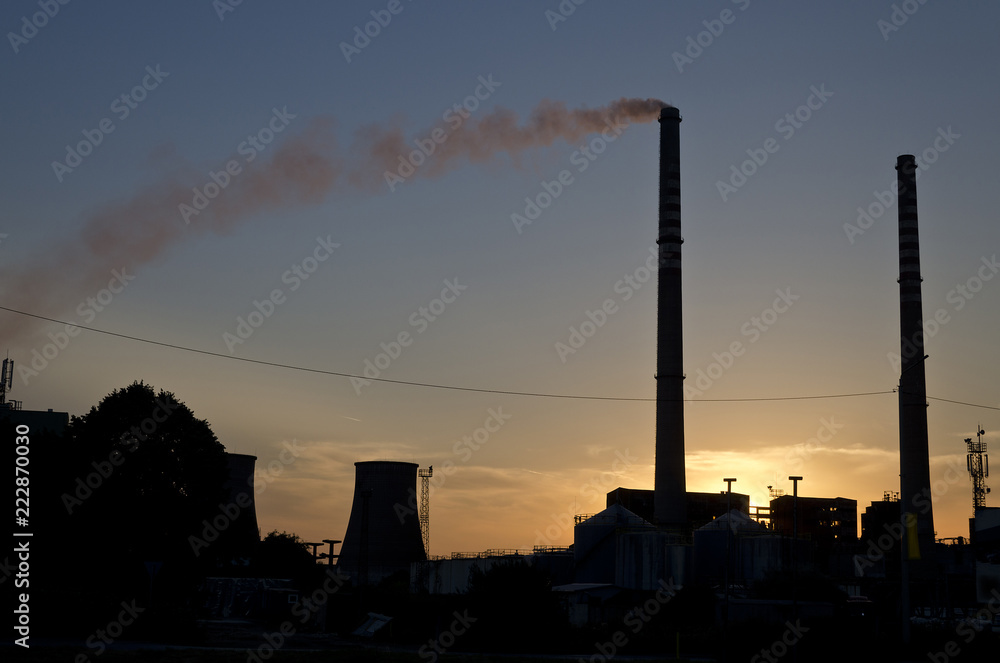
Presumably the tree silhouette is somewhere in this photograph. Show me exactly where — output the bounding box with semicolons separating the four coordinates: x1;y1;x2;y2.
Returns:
252;530;317;583
35;381;229;634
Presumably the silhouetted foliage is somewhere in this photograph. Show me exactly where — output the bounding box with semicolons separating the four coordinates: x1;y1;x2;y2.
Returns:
252;529;316;582
32;381;229;636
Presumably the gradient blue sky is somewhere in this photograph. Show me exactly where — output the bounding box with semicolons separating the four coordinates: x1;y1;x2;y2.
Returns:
2;1;998;554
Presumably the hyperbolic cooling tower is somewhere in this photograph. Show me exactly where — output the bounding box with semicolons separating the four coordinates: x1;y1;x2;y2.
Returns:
222;452;260;555
896;154;936;570
338;461;426;583
653;106;687;528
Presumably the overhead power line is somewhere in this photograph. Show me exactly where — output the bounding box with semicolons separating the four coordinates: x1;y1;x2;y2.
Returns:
1;304;997;410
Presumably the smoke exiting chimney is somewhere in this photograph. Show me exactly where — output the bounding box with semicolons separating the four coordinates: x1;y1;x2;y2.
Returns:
1;97;666;347
896;154;936;570
653;106;687;528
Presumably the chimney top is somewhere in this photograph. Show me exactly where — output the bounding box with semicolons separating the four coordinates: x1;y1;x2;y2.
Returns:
658;106;680;122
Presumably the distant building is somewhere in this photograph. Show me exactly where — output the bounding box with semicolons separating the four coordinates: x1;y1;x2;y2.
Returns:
972;507;1000;602
607;487;750;530
411;548;574;595
573;503;689;590
858;494;902;578
0;405;69;435
770;495;857;545
861;495;901;546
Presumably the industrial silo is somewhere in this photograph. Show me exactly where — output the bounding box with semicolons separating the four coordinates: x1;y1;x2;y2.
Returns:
338;461;426;584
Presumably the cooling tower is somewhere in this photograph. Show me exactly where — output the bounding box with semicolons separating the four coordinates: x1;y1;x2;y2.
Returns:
653;106;687;528
896;154;936;571
222;452;260;556
338;461;427;583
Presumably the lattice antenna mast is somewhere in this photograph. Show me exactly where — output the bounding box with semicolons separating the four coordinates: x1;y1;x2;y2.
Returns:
0;354;14;407
418;466;433;555
965;426;989;510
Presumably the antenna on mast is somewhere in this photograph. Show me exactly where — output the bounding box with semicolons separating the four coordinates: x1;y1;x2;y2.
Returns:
0;352;19;410
965;426;990;511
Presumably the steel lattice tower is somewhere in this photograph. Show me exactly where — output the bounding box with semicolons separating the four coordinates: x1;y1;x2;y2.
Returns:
418;466;433;554
965;427;989;510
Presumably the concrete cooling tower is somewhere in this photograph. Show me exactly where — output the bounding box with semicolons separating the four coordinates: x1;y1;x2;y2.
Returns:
222;452;260;556
338;461;427;583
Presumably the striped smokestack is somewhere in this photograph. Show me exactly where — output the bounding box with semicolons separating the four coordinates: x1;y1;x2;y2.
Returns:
654;106;687;528
896;154;936;571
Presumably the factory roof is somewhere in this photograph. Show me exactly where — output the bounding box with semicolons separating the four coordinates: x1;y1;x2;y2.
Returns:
698;509;765;532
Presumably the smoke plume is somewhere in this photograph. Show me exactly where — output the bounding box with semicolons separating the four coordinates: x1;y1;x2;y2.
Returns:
0;97;667;345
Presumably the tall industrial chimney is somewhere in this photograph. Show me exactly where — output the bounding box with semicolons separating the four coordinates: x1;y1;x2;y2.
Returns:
896;154;936;570
653;106;687;528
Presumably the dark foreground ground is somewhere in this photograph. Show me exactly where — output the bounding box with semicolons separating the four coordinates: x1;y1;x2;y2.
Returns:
11;647;710;663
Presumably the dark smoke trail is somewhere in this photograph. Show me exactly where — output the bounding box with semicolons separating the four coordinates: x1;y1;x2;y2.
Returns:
0;98;667;345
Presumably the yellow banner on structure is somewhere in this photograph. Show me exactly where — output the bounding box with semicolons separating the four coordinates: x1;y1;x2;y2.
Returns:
905;512;921;560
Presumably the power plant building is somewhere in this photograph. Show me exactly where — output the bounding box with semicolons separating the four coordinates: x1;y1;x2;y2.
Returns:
769;495;858;546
